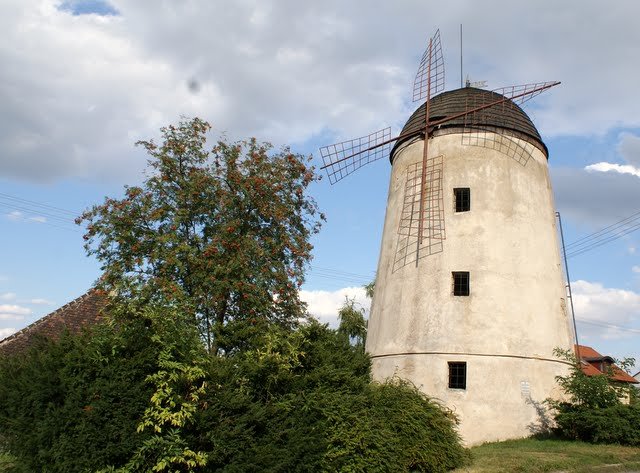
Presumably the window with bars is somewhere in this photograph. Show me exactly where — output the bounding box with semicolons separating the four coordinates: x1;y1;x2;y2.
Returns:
454;188;470;212
452;272;470;296
448;362;467;389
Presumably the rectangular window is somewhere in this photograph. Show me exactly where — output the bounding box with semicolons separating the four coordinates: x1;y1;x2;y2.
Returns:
452;272;470;296
448;362;467;389
454;188;470;212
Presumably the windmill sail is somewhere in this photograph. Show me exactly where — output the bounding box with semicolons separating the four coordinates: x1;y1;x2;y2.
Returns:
460;81;560;166
413;29;445;102
394;155;445;272
319;127;392;184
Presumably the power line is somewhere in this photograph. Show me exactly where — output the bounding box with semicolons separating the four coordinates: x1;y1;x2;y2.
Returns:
0;191;79;217
565;210;640;250
577;318;640;335
563;209;640;259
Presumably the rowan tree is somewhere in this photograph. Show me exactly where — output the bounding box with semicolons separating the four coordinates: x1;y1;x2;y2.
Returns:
77;118;324;352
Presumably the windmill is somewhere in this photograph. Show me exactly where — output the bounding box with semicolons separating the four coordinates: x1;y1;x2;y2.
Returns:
319;30;559;270
320;30;575;445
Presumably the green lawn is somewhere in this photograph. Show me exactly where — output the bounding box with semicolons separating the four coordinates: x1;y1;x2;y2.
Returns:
455;438;640;473
2;439;640;472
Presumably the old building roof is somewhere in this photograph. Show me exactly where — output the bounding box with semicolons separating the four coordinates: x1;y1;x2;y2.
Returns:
0;289;106;356
576;344;638;384
391;86;547;160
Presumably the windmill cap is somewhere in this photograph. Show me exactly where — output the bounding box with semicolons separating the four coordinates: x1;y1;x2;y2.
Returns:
391;87;548;162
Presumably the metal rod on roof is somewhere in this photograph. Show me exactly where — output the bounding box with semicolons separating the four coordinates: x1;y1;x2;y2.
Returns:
557;211;581;362
460;24;463;89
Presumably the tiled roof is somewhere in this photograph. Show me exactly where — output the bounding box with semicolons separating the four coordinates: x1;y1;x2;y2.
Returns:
576;344;639;384
0;289;106;356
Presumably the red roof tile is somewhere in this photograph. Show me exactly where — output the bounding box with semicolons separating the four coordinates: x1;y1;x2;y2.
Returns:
576;344;638;384
0;289;107;356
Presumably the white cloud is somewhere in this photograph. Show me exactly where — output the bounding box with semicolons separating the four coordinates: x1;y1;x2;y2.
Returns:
30;298;54;305
585;162;640;178
571;280;640;340
4;1;640;183
0;327;16;339
6;210;22;220
0;304;32;316
0;292;16;301
0;314;25;321
300;286;370;327
633;266;640;274
5;211;50;224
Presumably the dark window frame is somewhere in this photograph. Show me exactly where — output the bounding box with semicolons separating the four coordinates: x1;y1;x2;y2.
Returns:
448;362;467;390
454;187;471;213
452;271;470;296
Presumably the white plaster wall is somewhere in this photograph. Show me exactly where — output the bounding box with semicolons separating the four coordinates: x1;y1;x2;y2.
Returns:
372;353;569;445
366;132;574;445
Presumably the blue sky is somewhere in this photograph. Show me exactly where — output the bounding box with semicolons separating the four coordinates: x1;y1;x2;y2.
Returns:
1;0;639;373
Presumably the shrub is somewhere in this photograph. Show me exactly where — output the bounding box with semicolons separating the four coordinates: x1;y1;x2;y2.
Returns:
0;321;156;472
195;321;468;472
553;404;640;445
549;348;640;446
0;318;468;472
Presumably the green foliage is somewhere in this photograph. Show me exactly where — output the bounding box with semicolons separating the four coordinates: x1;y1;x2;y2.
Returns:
1;119;467;471
0;321;156;472
549;348;640;446
113;304;209;472
552;404;640;446
0;317;466;472
77;118;324;352
195;321;467;472
364;280;375;299
337;297;367;347
550;348;634;409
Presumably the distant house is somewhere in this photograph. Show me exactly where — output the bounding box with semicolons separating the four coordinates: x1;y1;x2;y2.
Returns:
0;290;106;356
576;344;639;385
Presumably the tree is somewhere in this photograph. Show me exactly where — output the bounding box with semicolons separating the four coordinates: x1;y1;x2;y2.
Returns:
547;348;640;445
337;297;367;347
550;348;636;409
77;118;324;352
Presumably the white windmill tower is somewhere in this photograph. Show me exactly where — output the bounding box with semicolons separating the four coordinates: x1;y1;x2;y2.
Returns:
320;30;575;445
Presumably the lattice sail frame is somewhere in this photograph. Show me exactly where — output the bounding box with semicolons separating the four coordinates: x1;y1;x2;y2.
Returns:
413;29;445;102
461;82;559;166
394;155;445;272
319;128;391;184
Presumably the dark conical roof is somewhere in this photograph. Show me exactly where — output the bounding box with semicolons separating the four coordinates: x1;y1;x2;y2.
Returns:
391;87;547;159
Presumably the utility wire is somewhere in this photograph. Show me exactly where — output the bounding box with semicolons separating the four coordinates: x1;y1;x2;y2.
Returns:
0;191;78;217
566;221;640;259
563;208;640;259
577;318;640;335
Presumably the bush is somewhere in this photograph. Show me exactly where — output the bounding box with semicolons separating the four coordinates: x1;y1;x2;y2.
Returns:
0;320;157;472
195;321;468;472
553;404;640;445
548;348;640;446
0;318;468;472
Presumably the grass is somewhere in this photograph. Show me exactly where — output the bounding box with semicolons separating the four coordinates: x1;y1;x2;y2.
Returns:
454;437;640;473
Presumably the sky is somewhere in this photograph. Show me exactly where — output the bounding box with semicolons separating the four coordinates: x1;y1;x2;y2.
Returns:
1;0;639;374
